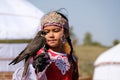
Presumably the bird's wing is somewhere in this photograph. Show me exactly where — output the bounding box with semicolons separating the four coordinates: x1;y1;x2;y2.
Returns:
22;57;31;77
9;31;47;65
9;47;28;65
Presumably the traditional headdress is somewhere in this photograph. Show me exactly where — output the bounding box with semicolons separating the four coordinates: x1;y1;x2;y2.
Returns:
41;11;69;30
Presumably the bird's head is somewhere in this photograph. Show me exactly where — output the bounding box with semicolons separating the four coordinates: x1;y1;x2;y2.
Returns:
38;30;47;37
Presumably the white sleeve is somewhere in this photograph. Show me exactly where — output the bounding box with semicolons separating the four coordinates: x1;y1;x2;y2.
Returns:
12;64;48;80
12;66;23;80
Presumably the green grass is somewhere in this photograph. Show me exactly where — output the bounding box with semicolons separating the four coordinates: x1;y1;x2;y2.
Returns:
74;45;110;77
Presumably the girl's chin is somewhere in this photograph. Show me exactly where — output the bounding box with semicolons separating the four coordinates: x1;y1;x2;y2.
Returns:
49;45;58;47
48;44;59;48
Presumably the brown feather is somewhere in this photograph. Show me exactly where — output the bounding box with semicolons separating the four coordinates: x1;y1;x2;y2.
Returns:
63;42;71;55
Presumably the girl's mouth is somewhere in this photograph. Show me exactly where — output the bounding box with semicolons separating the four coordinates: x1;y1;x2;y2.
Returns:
48;40;56;43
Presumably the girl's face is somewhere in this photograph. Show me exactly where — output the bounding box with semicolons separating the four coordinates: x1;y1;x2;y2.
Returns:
43;26;64;48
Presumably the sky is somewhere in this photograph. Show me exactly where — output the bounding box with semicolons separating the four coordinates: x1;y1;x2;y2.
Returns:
28;0;120;46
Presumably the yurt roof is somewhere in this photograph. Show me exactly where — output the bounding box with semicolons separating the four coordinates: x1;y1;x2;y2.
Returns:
0;0;44;39
94;43;120;67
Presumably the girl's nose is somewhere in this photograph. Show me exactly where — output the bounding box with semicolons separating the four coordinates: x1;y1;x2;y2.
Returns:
48;31;54;37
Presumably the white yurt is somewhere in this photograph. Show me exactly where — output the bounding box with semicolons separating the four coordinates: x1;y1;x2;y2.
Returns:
93;43;120;80
0;0;44;72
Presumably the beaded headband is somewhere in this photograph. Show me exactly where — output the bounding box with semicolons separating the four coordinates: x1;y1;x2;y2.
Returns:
41;11;69;30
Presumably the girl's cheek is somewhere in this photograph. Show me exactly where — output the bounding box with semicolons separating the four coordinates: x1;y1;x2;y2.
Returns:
45;33;49;37
58;32;64;38
45;35;48;40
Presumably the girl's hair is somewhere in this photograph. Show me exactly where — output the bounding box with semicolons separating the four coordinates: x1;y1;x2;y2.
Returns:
56;9;77;77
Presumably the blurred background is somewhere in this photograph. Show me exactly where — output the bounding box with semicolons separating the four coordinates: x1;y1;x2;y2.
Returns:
0;0;120;80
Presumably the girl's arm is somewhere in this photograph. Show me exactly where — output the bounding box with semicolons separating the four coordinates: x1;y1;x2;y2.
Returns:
12;64;37;80
12;63;49;80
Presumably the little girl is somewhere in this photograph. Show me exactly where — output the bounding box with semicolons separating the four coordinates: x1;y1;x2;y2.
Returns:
12;9;79;80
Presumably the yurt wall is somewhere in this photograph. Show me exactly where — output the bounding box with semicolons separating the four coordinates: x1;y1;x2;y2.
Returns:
93;44;120;80
0;0;44;79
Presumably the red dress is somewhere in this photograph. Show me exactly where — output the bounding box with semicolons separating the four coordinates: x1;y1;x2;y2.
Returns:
36;49;79;80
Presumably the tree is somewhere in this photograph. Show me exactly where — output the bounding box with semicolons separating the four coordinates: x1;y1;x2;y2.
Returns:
83;32;92;45
113;39;119;46
92;41;102;46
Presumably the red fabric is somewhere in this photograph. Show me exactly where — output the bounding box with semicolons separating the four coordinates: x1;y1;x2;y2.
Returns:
36;48;79;80
46;62;72;80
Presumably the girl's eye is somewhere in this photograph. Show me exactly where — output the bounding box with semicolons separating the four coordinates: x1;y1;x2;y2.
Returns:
53;28;61;32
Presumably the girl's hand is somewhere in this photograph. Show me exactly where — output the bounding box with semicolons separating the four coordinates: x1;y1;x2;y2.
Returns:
32;53;50;72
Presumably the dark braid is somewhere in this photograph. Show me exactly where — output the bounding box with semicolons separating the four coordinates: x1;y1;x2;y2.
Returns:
67;36;75;61
66;37;73;57
67;36;77;79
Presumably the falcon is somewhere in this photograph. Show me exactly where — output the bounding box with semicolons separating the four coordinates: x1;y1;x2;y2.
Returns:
9;30;47;77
